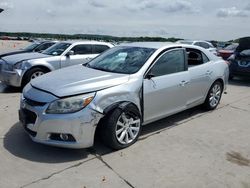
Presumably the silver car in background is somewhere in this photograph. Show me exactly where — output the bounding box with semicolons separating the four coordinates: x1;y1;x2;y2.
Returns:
0;41;113;87
19;42;229;150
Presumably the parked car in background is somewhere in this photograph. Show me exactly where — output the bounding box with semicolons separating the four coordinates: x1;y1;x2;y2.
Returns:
0;41;57;58
177;40;218;55
0;41;113;88
228;37;250;79
218;43;238;60
19;42;228;150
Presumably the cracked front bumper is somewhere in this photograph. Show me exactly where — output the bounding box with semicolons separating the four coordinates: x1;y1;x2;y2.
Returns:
19;94;104;149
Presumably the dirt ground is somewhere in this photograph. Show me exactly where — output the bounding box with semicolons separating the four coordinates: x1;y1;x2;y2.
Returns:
0;40;30;53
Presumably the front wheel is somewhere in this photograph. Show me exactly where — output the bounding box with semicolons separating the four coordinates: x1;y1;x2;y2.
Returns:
22;68;48;88
204;81;223;110
102;105;141;150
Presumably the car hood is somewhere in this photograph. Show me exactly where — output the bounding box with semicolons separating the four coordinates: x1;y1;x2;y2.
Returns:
0;50;27;58
2;52;50;64
30;65;130;97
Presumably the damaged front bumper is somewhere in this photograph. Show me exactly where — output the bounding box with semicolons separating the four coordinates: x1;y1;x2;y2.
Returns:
19;92;104;149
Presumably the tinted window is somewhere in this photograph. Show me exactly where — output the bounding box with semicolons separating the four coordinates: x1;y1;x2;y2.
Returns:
93;45;110;54
150;49;185;77
71;45;92;55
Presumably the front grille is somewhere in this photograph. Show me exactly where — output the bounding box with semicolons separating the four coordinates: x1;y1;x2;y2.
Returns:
24;97;46;106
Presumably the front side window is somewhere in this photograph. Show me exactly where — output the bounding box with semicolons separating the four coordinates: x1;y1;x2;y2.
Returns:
150;49;185;77
93;45;110;54
87;46;156;74
71;45;92;55
42;43;71;56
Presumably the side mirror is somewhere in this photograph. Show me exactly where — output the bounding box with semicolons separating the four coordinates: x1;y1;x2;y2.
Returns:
66;50;74;57
146;72;155;80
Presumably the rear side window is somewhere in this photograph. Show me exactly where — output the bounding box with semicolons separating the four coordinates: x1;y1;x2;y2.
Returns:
186;48;210;66
71;45;92;55
93;45;110;54
150;49;186;77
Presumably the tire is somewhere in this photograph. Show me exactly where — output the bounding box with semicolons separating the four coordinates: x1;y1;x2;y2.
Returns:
22;67;48;88
102;104;142;150
203;81;223;110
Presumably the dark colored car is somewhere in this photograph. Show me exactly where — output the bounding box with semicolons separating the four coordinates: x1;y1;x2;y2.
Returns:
218;43;238;60
228;37;250;79
0;41;57;58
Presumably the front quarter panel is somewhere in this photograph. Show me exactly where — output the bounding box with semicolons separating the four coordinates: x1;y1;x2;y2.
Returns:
91;75;143;116
26;56;62;71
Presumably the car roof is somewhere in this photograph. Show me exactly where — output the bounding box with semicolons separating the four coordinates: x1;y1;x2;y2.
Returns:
59;40;113;46
119;42;179;49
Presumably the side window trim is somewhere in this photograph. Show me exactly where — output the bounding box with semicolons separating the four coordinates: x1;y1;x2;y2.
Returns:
144;48;187;78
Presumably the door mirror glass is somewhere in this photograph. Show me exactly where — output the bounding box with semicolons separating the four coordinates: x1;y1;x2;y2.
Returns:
66;50;74;56
146;72;155;79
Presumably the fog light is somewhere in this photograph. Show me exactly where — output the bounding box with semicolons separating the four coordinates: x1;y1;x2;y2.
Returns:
60;134;69;141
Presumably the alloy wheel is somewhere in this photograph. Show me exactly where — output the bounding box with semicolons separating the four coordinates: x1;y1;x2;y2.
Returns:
115;112;140;145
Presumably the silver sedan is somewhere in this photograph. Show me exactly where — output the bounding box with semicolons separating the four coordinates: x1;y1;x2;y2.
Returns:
19;42;229;150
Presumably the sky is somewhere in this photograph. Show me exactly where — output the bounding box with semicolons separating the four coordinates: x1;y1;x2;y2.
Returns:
0;0;250;41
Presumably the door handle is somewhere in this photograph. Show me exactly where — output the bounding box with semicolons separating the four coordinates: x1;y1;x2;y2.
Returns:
179;80;189;86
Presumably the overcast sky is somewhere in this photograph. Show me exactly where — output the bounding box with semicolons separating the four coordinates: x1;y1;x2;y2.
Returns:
0;0;250;41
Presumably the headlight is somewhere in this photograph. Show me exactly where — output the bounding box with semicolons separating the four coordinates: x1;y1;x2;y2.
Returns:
46;93;95;114
13;61;23;69
3;63;14;71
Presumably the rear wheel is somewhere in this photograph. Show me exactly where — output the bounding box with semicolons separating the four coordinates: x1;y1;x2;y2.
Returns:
204;81;223;110
102;104;141;150
22;67;48;88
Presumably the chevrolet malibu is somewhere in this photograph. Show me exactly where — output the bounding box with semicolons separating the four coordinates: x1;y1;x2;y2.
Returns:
19;42;229;150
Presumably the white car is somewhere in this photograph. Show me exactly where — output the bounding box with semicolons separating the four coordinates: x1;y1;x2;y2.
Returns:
177;40;217;55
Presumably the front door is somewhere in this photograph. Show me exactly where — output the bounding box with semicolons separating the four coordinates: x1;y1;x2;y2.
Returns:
143;48;190;124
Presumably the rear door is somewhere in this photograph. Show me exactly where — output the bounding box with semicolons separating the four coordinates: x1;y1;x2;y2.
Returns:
143;48;190;124
185;48;214;107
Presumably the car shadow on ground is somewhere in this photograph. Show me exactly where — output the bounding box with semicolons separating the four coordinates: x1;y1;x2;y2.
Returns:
3;106;205;163
0;83;21;93
229;77;250;87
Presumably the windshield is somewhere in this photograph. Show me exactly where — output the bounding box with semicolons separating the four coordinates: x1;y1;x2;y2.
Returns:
86;46;156;74
224;44;238;50
42;43;71;56
24;43;40;51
